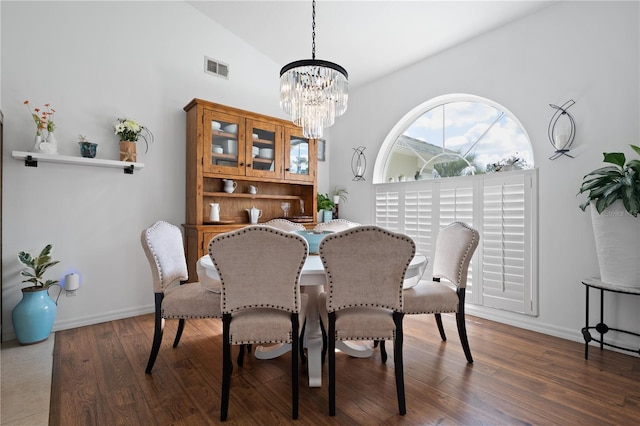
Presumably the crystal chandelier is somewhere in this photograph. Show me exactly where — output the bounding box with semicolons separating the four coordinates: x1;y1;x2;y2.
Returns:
280;0;348;139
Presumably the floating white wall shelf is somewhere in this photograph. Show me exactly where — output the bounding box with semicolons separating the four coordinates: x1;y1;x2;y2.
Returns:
12;151;144;174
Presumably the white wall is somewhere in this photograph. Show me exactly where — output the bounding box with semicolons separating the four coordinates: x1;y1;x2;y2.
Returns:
330;1;640;348
1;1;290;339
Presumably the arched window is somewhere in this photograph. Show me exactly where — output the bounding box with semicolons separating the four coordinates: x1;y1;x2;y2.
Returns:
374;94;538;316
374;94;534;183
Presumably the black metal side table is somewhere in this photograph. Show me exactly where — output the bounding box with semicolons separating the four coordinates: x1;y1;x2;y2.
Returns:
581;277;640;359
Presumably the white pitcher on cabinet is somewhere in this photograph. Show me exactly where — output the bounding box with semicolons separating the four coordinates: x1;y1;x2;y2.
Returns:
222;179;237;193
209;203;220;222
246;206;262;224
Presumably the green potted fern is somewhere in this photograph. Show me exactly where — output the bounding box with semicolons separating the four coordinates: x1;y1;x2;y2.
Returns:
578;144;640;288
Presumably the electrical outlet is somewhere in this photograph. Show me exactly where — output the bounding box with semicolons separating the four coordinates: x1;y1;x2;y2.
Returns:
65;289;77;297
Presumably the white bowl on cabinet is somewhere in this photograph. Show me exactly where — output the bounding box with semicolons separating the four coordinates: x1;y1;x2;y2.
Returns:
259;148;274;159
223;124;238;134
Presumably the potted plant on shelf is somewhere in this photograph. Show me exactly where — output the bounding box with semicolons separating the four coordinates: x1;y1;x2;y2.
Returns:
317;193;335;223
578;144;640;288
12;244;62;344
24;100;57;154
113;117;154;162
78;134;98;158
331;186;349;205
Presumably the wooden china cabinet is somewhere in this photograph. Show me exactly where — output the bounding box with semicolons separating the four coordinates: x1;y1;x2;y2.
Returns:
183;98;318;281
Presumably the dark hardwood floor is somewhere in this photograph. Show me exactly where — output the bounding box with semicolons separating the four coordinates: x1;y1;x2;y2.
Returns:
50;313;640;425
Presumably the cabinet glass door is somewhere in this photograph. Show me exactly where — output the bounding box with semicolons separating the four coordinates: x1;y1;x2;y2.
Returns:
284;127;316;182
246;119;282;179
205;111;245;175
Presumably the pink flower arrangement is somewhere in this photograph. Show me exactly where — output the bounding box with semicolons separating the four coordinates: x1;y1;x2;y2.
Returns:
24;101;55;136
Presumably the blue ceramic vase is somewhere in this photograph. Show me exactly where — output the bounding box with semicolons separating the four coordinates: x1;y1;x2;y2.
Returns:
12;287;57;345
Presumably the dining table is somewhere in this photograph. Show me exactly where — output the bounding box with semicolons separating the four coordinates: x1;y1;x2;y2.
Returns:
198;252;428;387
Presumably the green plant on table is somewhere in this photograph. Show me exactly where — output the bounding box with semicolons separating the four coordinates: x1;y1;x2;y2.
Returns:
578;144;640;216
317;193;335;212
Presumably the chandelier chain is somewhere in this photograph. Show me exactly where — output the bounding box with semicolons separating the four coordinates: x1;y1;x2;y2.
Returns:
311;0;316;60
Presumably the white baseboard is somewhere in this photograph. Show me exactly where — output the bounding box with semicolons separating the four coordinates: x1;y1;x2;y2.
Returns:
2;305;154;342
466;305;639;358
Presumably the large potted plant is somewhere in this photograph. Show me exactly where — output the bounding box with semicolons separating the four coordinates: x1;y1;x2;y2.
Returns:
12;244;61;344
578;144;640;287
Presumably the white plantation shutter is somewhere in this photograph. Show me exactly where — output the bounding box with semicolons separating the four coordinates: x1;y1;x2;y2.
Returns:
437;181;478;301
438;182;474;227
374;169;537;316
481;173;536;315
404;188;434;259
375;189;401;231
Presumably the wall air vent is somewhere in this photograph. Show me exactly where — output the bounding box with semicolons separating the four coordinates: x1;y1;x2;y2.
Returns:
204;56;229;79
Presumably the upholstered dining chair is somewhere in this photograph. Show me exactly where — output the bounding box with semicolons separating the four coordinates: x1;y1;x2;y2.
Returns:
140;221;221;374
317;226;415;416
262;218;305;232
313;218;360;232
402;221;480;364
208;226;309;421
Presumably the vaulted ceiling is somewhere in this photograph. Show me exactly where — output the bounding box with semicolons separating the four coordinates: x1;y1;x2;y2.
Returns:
187;1;554;88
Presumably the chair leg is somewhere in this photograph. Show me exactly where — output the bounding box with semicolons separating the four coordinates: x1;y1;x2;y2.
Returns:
172;318;186;348
220;314;232;422
434;313;447;341
328;312;336;416
299;321;307;364
456;289;473;364
379;340;388;363
237;344;245;366
291;313;300;420
319;319;327;365
145;293;164;374
393;311;406;415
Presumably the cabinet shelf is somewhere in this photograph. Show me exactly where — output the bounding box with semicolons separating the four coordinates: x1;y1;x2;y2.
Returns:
203;191;304;200
12;151;144;174
211;153;237;160
252;138;275;146
212;130;237;138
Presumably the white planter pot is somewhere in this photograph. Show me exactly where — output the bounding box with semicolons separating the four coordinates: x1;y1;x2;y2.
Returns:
590;200;640;288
